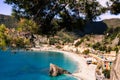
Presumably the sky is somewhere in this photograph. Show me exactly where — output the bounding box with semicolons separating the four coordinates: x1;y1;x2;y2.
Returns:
96;0;120;20
0;0;120;20
0;0;12;15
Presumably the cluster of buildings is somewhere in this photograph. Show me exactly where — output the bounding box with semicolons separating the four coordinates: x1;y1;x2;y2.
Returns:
86;51;116;70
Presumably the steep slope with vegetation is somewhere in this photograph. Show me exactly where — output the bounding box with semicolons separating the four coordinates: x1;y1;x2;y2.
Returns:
0;14;18;28
103;18;120;28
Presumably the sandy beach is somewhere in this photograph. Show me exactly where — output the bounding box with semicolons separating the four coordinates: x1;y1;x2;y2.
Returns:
30;47;97;80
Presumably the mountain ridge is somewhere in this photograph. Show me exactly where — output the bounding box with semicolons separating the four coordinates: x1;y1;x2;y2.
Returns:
0;14;18;28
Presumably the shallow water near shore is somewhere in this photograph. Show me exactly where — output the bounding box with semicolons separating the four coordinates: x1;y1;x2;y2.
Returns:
0;50;78;80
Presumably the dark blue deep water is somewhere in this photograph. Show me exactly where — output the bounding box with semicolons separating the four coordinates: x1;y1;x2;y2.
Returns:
0;50;78;80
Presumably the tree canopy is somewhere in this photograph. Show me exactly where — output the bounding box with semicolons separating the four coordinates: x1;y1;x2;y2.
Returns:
110;0;120;14
4;0;120;35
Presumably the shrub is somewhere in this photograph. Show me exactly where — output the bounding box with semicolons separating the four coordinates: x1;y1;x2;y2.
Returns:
83;49;89;55
102;69;110;79
0;39;6;49
57;31;76;44
92;42;101;50
23;38;31;47
112;46;119;53
49;38;59;45
87;43;93;47
84;35;90;41
17;19;39;34
106;27;120;40
106;46;112;52
75;39;84;47
15;37;25;48
99;45;106;51
0;24;6;32
10;37;31;48
56;45;62;49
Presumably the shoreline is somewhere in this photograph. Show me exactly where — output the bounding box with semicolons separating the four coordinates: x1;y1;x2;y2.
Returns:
30;47;97;80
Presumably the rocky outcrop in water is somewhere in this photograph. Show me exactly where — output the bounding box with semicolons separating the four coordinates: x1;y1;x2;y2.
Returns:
49;63;71;76
110;52;120;80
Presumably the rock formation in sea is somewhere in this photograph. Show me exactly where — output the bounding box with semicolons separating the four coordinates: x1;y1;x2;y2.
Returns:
49;63;71;76
110;52;120;80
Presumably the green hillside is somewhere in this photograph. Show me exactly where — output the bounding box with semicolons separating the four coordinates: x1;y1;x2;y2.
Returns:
0;14;18;28
103;18;120;28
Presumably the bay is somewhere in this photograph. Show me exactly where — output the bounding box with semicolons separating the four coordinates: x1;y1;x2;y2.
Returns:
0;50;78;80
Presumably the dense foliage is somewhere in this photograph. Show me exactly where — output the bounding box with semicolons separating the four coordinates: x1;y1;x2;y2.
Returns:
4;0;105;34
0;24;7;49
102;69;110;78
4;0;120;35
0;14;18;28
0;24;34;50
17;18;39;34
110;0;120;14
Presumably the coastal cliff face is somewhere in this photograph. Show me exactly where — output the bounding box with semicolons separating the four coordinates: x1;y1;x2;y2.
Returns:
110;52;120;80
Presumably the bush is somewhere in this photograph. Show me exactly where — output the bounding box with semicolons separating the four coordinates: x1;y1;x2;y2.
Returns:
49;38;59;45
57;31;75;44
87;43;92;47
75;39;84;47
0;24;6;32
92;42;108;51
83;49;89;55
10;37;31;48
112;46;119;53
17;19;39;34
99;45;106;51
102;69;110;79
92;42;101;50
106;27;120;40
0;39;6;49
56;45;62;49
84;35;90;41
106;46;112;52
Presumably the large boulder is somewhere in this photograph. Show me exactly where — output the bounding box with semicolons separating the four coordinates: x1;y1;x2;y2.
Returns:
110;52;120;80
49;63;71;76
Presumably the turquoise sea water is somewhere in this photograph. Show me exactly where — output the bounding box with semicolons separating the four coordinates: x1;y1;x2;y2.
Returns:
0;50;78;80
